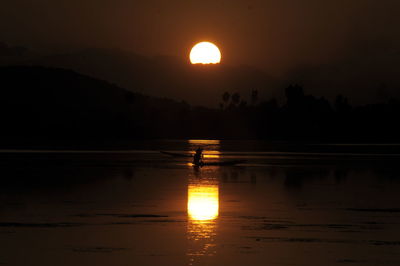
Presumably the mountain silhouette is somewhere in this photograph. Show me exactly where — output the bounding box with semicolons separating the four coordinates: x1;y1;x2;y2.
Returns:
2;43;400;107
0;65;195;147
1;65;400;147
0;46;280;107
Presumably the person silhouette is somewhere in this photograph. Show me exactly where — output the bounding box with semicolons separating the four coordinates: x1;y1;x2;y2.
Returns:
193;147;204;166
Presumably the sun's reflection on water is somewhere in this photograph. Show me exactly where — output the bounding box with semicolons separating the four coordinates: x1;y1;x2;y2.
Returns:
187;174;219;265
188;183;218;221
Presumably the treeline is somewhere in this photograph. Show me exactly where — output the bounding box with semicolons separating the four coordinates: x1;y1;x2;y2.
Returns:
1;66;400;147
212;84;400;141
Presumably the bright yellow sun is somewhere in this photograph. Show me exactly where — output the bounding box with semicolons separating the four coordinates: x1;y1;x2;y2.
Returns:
190;42;221;64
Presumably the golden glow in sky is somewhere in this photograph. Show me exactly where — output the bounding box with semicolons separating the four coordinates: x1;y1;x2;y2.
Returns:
190;42;221;64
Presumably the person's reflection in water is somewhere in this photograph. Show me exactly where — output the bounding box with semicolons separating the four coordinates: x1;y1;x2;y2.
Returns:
187;169;219;266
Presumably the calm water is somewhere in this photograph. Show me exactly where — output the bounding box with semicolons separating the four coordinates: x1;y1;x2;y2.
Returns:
1;140;400;266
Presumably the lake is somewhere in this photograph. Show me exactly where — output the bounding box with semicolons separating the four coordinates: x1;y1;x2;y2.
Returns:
1;140;400;266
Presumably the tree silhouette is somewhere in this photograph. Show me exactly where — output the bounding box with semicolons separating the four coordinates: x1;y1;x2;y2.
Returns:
251;89;259;106
285;84;305;110
232;92;241;106
222;92;230;104
334;94;351;113
221;92;231;110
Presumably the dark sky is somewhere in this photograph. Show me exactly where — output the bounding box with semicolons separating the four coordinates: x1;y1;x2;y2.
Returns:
1;0;400;102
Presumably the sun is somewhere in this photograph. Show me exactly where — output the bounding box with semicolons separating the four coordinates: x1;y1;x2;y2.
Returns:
190;42;221;64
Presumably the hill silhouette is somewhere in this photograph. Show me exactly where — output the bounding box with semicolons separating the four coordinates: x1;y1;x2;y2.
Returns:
2;43;400;107
2;65;400;147
0;66;197;147
0;46;280;107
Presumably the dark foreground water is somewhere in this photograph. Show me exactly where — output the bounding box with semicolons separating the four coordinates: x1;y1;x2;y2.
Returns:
1;140;400;266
